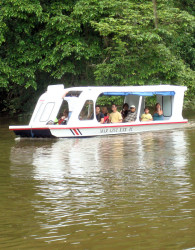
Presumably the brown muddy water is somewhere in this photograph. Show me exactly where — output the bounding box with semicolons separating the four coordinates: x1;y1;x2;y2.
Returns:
0;113;195;249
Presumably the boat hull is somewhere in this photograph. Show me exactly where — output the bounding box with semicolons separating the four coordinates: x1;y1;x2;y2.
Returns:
9;120;188;138
10;126;54;138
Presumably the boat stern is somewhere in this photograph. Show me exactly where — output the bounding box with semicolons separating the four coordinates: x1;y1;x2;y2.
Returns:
9;125;55;138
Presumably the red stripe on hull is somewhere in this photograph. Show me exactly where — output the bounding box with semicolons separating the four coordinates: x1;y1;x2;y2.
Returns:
73;129;79;135
10;121;187;131
50;121;188;130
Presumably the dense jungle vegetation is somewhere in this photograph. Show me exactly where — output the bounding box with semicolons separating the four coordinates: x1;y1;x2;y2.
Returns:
0;0;194;114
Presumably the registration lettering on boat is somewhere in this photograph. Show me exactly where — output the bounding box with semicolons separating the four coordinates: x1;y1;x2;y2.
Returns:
100;127;132;134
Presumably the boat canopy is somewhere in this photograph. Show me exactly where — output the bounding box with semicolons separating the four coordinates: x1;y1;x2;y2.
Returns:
103;91;175;96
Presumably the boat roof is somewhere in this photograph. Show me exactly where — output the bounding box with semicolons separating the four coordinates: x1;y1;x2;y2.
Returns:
62;85;187;96
64;84;186;90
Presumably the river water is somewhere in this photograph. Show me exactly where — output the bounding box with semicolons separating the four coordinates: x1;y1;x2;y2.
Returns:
0;113;195;249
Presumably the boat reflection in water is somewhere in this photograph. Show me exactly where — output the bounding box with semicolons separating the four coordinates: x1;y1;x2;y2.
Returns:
10;129;193;247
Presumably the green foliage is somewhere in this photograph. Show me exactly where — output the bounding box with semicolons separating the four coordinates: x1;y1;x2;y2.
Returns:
90;0;195;87
96;95;124;108
0;0;194;113
145;95;157;106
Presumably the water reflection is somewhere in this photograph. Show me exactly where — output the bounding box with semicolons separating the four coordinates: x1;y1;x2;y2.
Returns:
9;129;194;248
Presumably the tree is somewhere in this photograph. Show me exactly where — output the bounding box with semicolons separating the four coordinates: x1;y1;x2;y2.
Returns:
0;0;194;113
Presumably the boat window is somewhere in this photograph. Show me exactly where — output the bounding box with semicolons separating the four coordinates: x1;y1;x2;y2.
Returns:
40;102;55;122
144;95;156;110
162;96;172;117
56;100;69;119
96;95;124;110
53;100;70;125
66;91;82;97
79;100;94;120
33;103;44;122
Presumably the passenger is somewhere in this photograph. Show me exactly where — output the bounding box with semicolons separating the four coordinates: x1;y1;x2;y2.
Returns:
58;109;69;125
109;104;122;123
102;106;108;116
123;105;137;122
96;105;104;124
101;106;109;123
121;103;129;119
53;118;59;125
141;107;153;122
153;103;163;120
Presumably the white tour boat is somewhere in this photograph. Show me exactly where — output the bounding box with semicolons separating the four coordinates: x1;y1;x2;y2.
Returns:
9;84;188;138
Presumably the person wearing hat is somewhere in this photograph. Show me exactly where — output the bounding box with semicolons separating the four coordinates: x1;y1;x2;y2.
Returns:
123;105;137;122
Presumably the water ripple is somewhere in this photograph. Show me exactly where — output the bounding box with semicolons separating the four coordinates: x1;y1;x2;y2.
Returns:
0;125;194;249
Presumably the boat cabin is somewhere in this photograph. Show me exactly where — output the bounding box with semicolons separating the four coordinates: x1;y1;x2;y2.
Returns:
29;84;187;127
